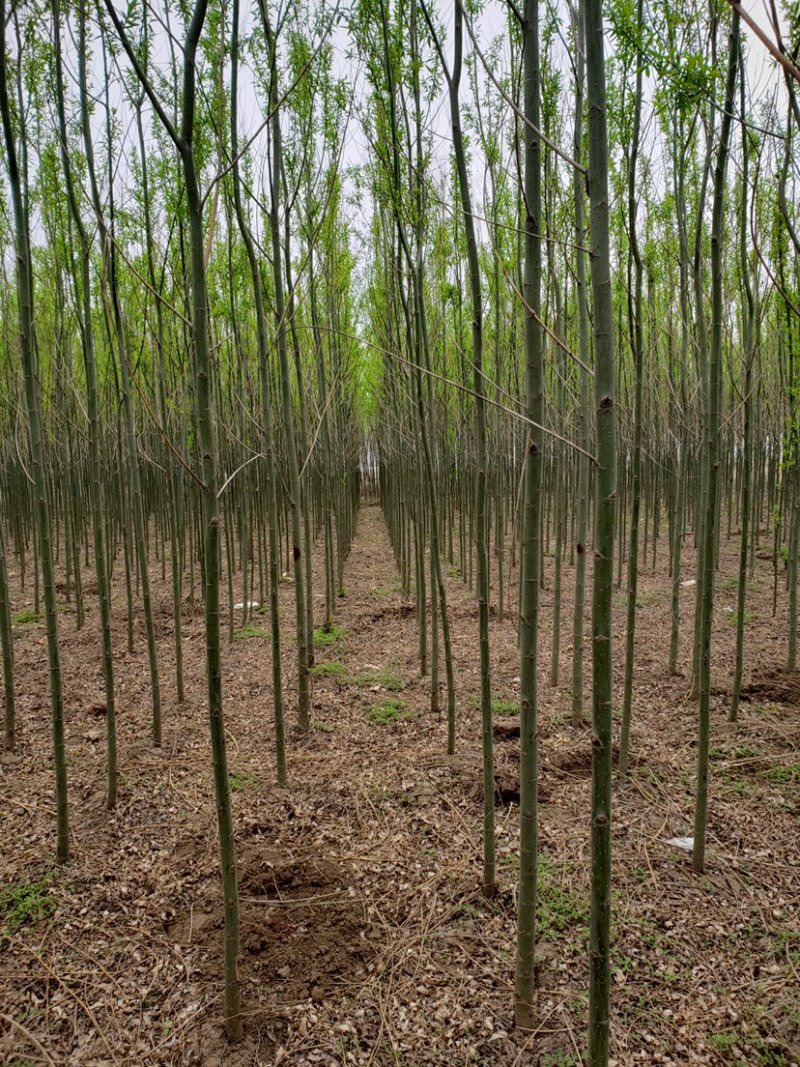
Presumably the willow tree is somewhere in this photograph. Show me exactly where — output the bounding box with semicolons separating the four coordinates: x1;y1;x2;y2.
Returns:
230;0;286;784
392;0;457;743
259;0;311;733
0;0;69;862
570;0;591;728
425;0;496;898
53;0;118;805
618;0;645;777
693;9;740;876
104;0;243;1038
514;0;544;1030
583;0;617;1054
730;38;758;723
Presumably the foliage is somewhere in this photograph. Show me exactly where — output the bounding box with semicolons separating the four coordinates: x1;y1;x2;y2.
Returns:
366;698;412;726
228;771;257;792
354;668;404;691
491;699;519;716
0;874;56;949
313;624;347;648
310;661;348;678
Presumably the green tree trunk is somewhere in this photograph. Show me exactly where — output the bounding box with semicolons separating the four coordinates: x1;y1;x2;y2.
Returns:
0;0;69;861
693;10;739;876
583;0;618;1052
514;0;544;1029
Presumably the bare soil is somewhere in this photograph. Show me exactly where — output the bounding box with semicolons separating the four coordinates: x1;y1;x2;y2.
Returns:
1;504;798;1066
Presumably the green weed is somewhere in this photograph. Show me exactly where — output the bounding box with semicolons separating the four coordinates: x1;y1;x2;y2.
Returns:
541;1051;580;1067
765;763;800;785
228;771;257;792
313;623;347;648
721;777;758;799
310;661;348;679
709;1032;737;1053
491;698;519;716
355;668;404;691
366;698;413;726
725;608;756;628
537;855;589;938
11;609;38;626
1;875;56;948
233;624;266;639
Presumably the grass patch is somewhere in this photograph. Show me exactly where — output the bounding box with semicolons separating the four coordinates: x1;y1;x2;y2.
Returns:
355;668;404;691
636;590;657;608
366;698;413;726
537;855;589;939
753;703;779;721
375;584;401;596
310;661;348;679
1;874;56;949
228;771;257;792
541;1053;581;1067
725;608;756;628
708;744;767;799
313;623;346;648
720;776;758;799
711;744;761;763
764;763;800;785
492;698;520;716
233;624;266;639
12;609;38;625
312;719;335;733
500;854;589;940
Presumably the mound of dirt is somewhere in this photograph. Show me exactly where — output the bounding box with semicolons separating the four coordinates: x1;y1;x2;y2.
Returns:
171;844;373;1007
740;667;800;706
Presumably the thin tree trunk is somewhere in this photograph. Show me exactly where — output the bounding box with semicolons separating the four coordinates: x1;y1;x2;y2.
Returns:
583;0;618;1052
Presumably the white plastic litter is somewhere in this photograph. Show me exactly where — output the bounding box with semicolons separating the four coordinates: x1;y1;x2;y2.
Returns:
680;579;696;587
235;600;262;611
666;836;694;851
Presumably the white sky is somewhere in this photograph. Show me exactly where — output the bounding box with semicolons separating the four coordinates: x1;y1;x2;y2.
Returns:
32;0;799;273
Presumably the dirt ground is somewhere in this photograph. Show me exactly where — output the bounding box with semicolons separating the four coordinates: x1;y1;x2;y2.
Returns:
1;502;798;1066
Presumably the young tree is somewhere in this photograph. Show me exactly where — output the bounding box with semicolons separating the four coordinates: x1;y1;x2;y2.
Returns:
583;0;617;1054
0;0;69;862
103;0;243;1036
